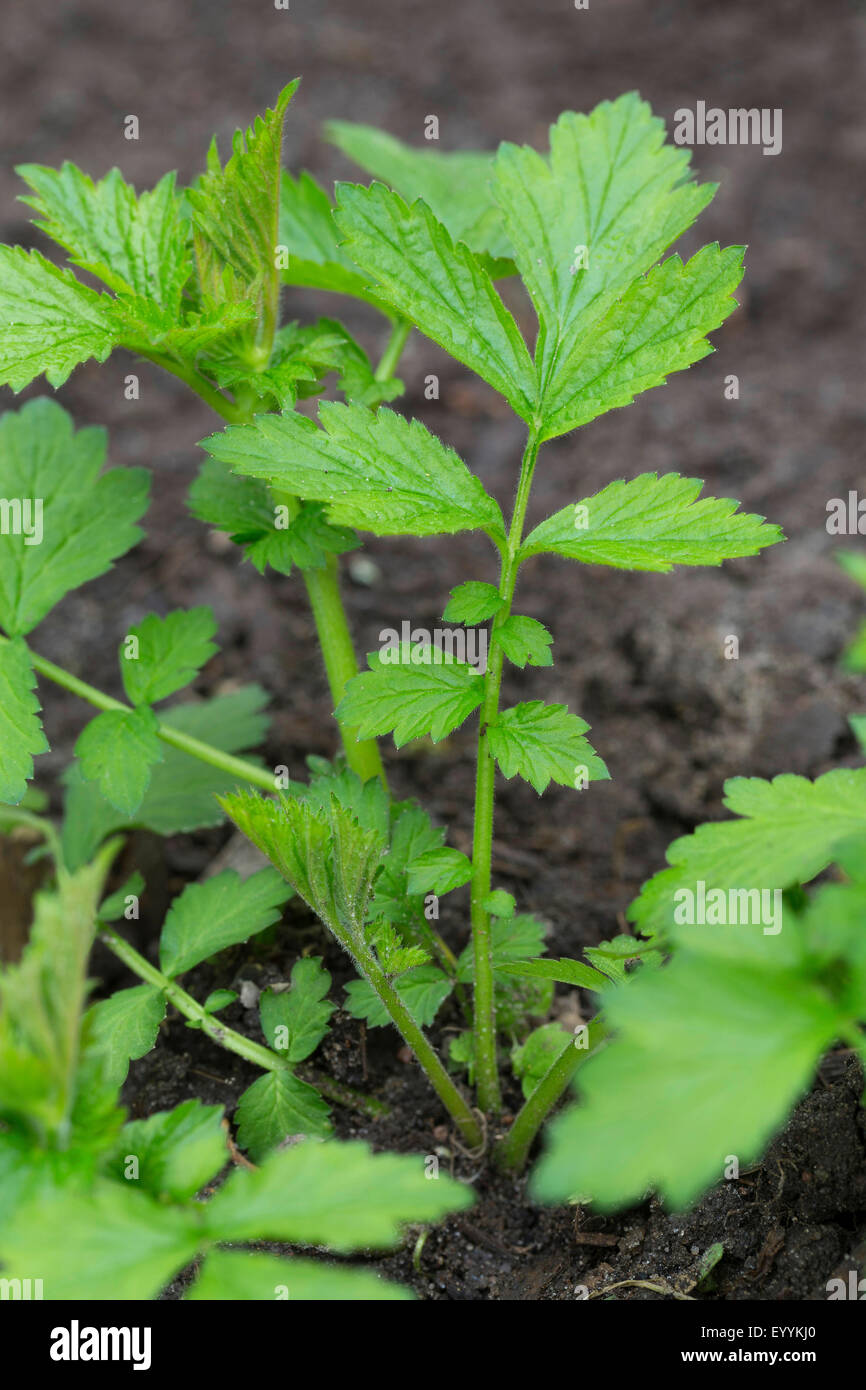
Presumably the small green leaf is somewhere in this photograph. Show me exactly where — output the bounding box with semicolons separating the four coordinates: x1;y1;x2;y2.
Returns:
97;871;145;922
498;957;608;991
344;965;452;1029
121;608;218;705
512;1023;570;1099
260;957;335;1063
494;615;553;668
107;1100;226;1201
235;1071;331;1161
488;701;609;794
482;890;516;918
337;647;485;748
406;846;472;895
188;1249;412;1301
202;989;238;1015
159;867;290;978
0;398;149;637
335;182;536;420
521;473;784;572
442;581;504;625
369;919;430;975
204;1138;473;1252
0;637;49;805
74;707;163;817
202;403;504;541
84;985;165;1089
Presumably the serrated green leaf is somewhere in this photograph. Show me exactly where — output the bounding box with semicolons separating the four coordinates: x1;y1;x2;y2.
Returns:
532;952;845;1211
0;637;49;804
326;120;511;259
442;581;504;625
488;701;609;794
189;82;299;346
205;1138;473;1251
498;956;608;991
84;985;166;1089
17;163;191;311
221;791;387;951
369;919;430;975
74;707;163;816
188;1249;412;1301
512;1022;570;1099
107;1100;226;1202
338;646;485;748
158;866;290;978
61;685;271;870
406;846;472;895
493;93;716;410
344;965;452;1029
0;1181;202;1300
520;472;784;571
202;402;504;540
260;957;335;1063
0;397;149;636
583;934;663;984
120;607;217;705
369;800;445;927
495;615;553;668
278;170;392;311
335;182;536;420
0;246;118;390
235;1071;332;1161
629;768;866;964
537;244;744;440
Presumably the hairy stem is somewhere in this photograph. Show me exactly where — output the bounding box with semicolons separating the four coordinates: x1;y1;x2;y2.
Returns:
470;431;541;1114
374;317;412;382
100;924;387;1120
495;1016;609;1173
358;945;482;1149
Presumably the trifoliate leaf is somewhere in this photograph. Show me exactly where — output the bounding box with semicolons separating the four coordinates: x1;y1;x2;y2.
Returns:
188;1249;411;1301
17;163;191;311
202;402;504;540
205;1138;473;1251
405;846;472;895
532;951;846;1211
0;1181;202;1300
61;685;271;869
493;93;716;407
520;472;784;571
494;615;554;668
74;707;163;817
442;581;505;624
337;647;485;747
84;985;166;1089
0;397;149;636
235;1072;332;1161
120;607;218;705
260;957;335;1064
326;120;511;259
629;769;866;964
488;701;609;794
158;867;290;978
344;966;452;1029
0;637;49;804
189;82;299;344
106;1100;226;1202
537;245;744;440
278;170;392;311
0;246;118;390
335;182;536;420
512;1022;570;1099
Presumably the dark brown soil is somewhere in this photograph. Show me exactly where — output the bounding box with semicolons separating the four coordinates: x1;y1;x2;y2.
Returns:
3;0;865;1300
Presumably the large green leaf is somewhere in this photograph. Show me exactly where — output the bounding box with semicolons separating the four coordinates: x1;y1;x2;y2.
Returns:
521;472;783;571
202;402;504;540
0;398;149;636
158;867;290;978
487;701;609;794
337;646;485;747
278;170;391;311
84;985;166;1089
259;957;335;1063
0;247;118;390
106;1100;226;1202
234;1071;332;1161
335;181;536;420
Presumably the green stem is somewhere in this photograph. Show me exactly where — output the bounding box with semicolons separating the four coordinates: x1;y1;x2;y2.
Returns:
302;555;387;787
470;431;541;1114
100;924;387;1120
358;946;482;1149
495;1016;609;1173
138;350;246;424
22;645;277;794
374;317;412;382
